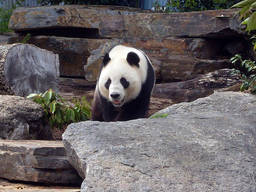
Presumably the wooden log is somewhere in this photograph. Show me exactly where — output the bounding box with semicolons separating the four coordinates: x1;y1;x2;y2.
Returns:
0;43;59;96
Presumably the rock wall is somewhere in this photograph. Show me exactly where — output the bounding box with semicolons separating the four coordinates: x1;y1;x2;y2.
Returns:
9;6;248;81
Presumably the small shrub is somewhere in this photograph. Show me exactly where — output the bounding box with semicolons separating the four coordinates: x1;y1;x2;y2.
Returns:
27;89;91;129
230;54;256;94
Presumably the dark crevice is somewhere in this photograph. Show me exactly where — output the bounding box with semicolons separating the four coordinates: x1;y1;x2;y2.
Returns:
17;27;105;39
3;177;82;187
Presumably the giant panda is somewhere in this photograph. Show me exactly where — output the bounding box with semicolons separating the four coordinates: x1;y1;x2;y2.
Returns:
91;45;155;121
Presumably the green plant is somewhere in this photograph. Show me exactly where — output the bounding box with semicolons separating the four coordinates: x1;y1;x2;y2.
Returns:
232;0;256;33
27;89;91;129
0;0;26;33
0;8;13;33
231;54;256;93
150;113;169;119
153;0;240;12
229;0;256;94
20;33;31;43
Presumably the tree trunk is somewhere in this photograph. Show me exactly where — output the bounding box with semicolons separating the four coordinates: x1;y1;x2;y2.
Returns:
0;43;59;96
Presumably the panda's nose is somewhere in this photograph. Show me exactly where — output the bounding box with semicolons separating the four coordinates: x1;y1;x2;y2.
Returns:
110;93;120;99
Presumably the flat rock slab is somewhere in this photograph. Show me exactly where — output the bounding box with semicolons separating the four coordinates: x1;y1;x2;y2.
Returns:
0;140;82;185
9;6;241;39
63;91;256;192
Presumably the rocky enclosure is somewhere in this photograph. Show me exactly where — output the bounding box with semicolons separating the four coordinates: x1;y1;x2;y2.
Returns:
63;92;256;192
0;6;254;191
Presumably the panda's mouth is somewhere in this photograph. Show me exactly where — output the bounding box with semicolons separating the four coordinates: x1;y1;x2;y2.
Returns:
112;99;124;107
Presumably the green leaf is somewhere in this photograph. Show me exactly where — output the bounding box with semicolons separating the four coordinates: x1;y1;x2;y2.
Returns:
44;89;53;105
70;110;76;122
27;93;39;99
232;0;255;8
251;1;256;9
49;101;56;114
245;12;256;32
20;33;31;44
150;113;169;119
55;110;63;124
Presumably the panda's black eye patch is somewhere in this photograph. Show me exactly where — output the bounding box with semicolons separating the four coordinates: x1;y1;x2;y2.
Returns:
120;77;129;89
103;53;111;66
127;52;140;67
105;78;111;89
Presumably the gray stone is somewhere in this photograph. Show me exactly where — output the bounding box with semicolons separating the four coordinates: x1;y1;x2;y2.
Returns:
0;95;52;140
63;92;256;192
0;43;59;96
0;140;82;185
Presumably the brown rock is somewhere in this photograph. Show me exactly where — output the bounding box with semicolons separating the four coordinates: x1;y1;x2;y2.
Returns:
153;68;241;102
161;56;230;81
0;140;82;185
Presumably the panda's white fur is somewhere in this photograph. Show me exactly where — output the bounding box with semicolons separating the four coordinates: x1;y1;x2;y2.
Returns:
98;45;149;107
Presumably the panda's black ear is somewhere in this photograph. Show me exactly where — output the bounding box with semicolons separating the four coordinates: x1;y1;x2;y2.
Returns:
127;52;140;67
103;53;111;66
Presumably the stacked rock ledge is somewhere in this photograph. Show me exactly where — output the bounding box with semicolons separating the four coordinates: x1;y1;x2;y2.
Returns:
0;140;82;185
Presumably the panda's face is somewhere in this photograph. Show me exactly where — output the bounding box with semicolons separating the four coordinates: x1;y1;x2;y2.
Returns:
98;45;147;107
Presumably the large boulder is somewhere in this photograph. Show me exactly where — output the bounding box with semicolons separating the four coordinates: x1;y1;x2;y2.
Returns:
0;140;82;185
63;92;256;192
0;43;59;96
0;95;52;140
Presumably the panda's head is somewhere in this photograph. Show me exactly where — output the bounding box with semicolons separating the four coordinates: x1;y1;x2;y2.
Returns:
98;45;148;107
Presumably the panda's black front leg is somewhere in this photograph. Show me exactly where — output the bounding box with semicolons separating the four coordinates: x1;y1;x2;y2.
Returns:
100;97;119;121
119;96;150;121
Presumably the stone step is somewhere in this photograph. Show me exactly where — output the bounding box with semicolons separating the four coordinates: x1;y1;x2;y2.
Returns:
0;140;82;185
